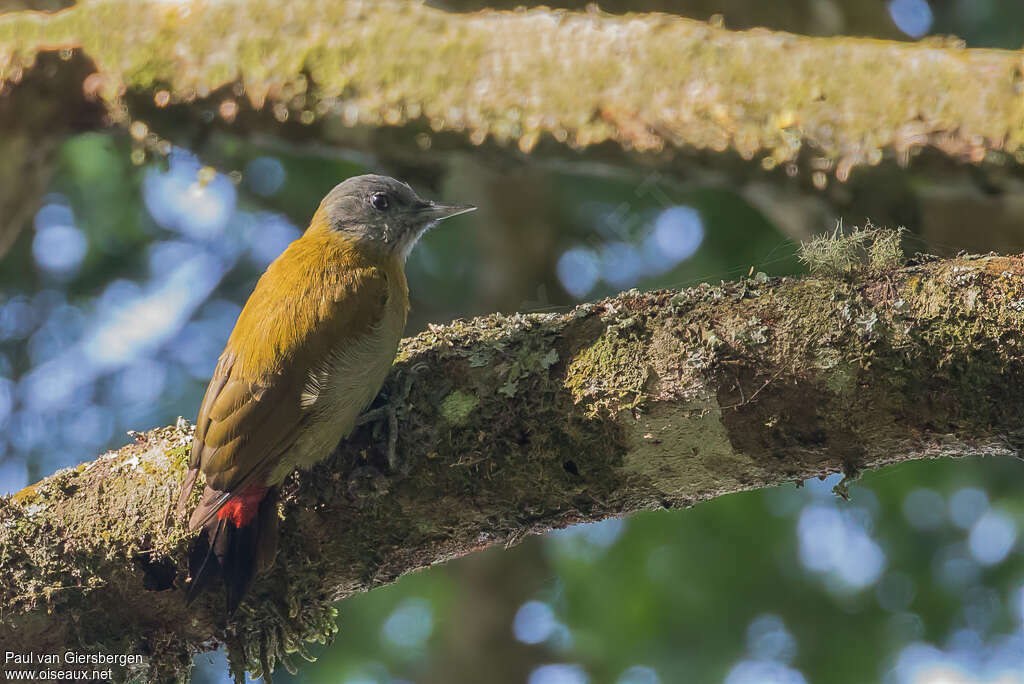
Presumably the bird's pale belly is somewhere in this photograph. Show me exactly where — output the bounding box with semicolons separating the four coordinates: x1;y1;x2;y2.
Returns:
266;312;404;485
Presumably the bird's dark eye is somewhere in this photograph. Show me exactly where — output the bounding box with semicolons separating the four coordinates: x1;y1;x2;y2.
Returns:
370;193;389;210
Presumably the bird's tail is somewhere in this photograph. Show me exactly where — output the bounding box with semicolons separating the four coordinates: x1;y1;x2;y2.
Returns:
185;486;279;613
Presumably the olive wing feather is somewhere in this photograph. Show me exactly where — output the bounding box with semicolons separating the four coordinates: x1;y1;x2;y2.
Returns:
175;265;392;527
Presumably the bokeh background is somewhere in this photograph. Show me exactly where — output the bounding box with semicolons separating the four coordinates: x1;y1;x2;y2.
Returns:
3;1;1024;683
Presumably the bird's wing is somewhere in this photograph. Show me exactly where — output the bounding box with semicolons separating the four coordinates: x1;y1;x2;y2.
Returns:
190;358;303;491
177;264;392;527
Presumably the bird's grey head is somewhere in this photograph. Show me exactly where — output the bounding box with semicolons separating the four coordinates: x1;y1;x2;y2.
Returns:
316;174;475;260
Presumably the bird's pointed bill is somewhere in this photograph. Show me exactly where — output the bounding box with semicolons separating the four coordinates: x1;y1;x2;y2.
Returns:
416;202;476;222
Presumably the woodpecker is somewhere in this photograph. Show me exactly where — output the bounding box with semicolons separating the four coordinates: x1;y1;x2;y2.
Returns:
176;174;474;612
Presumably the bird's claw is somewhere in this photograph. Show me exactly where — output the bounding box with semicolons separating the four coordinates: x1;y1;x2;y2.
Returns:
355;364;424;473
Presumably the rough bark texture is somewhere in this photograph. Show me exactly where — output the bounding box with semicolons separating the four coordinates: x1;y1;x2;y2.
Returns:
4;0;1023;164
3;249;1024;680
4;1;1024;251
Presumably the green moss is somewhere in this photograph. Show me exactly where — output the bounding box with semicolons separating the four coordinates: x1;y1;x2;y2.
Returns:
498;347;559;397
566;330;647;408
823;359;858;396
799;223;905;278
867;228;905;273
440;391;479;425
165;443;190;465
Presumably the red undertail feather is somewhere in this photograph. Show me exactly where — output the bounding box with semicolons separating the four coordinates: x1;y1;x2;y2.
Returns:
217;486;270;527
186;485;279;613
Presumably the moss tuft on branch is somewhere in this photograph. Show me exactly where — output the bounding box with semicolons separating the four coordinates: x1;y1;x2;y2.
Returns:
799;223;906;277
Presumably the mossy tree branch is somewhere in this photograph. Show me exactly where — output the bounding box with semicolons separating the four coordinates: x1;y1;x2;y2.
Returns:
3;1;1024;252
3;247;1024;680
3;0;1023;164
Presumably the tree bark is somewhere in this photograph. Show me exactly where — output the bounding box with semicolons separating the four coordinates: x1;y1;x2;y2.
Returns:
2;248;1023;680
3;0;1022;165
3;0;1024;253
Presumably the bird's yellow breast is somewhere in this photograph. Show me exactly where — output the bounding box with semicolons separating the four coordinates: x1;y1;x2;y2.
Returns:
266;271;408;483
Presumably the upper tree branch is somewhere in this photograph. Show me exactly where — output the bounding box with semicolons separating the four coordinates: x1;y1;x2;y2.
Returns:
2;250;1024;679
3;2;1024;249
2;0;1021;166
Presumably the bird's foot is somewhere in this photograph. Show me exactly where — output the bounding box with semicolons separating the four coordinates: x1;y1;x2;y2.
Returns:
355;364;424;473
